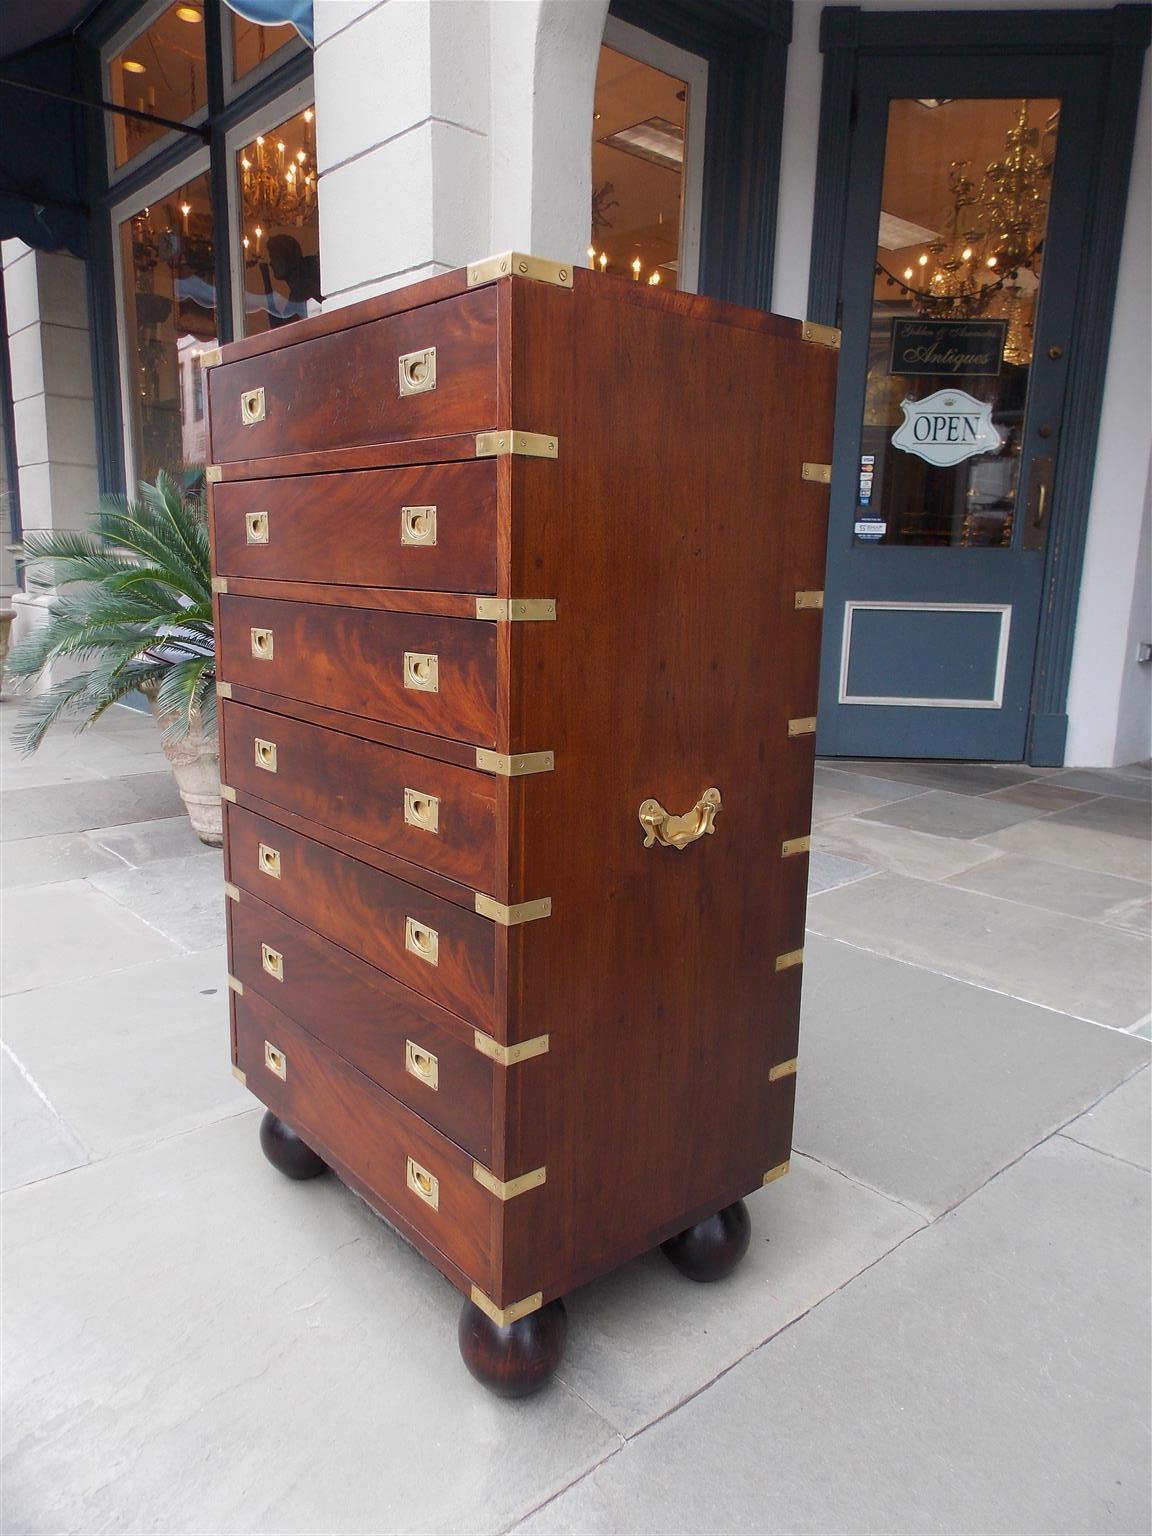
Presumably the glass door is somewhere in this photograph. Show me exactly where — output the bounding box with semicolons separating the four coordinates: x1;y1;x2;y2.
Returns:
817;52;1102;760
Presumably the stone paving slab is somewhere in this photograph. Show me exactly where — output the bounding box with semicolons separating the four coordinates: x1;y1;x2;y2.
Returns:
795;935;1151;1216
90;849;226;952
943;851;1150;924
556;1154;923;1437
1;877;181;995
0;1049;88;1191
813;815;1003;881
827;759;1046;795
806;872;1151;1028
1;771;186;841
980;802;1151;882
0;1112;622;1536
807;850;877;895
513;1137;1151;1536
859;787;1046;840
1060;1066;1150;1170
1;947;245;1160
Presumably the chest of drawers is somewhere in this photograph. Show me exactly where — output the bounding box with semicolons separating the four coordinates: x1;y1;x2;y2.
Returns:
205;255;837;1396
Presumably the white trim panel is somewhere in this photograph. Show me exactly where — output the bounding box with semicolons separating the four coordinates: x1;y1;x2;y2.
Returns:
838;600;1013;710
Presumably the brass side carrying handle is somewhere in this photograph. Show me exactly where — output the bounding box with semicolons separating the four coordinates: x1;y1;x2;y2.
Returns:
638;787;722;850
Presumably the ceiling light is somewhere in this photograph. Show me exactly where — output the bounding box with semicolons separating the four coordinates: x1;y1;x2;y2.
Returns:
175;5;202;21
602;116;684;170
122;59;145;73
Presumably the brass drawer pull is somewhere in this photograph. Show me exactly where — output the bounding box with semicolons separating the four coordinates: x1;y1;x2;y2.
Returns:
639;787;722;850
245;511;269;544
254;737;277;773
403;651;439;693
406;1156;439;1209
401;505;437;546
398;347;436;396
240;387;266;425
263;1040;286;1080
250;627;274;660
403;788;439;833
261;943;284;981
405;917;439;965
258;843;281;879
405;1040;439;1090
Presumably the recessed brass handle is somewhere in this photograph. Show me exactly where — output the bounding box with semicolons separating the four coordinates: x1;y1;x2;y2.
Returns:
240;387;266;425
406;1155;439;1209
405;916;439;965
401;505;437;546
398;348;436;396
245;511;269;544
403;651;439;693
250;627;274;660
258;842;281;879
254;737;277;773
404;788;440;833
639;787;722;850
261;943;284;981
405;1040;439;1090
264;1040;286;1079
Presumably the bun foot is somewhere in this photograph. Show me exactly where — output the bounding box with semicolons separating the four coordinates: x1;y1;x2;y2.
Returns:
458;1297;568;1398
661;1199;751;1281
259;1110;327;1180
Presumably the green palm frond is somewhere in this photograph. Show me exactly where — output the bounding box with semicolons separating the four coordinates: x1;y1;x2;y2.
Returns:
4;471;217;754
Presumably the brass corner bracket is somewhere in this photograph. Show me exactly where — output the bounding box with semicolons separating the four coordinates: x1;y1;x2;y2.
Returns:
198;346;223;369
474;893;552;926
470;1286;543;1327
467;253;573;290
205;465;222;484
474;598;557;622
801;321;841;349
475;431;558;460
473;1029;550;1066
762;1160;791;1185
801;462;832;484
474;748;555;777
473;1162;547;1201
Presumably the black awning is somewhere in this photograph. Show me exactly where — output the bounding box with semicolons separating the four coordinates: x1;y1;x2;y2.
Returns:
0;33;91;258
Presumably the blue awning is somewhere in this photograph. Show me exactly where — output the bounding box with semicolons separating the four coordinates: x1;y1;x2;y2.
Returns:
221;1;314;49
0;36;90;257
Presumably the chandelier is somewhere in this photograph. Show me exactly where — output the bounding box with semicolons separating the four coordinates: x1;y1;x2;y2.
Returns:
240;109;317;238
878;100;1058;323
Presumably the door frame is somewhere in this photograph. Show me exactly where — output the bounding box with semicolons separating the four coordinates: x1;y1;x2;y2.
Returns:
807;5;1151;765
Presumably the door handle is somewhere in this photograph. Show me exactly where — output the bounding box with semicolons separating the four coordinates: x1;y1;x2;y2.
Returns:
1022;456;1054;552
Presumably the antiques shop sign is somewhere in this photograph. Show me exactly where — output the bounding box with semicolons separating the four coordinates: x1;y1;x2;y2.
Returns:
890;318;1006;378
892;389;1004;467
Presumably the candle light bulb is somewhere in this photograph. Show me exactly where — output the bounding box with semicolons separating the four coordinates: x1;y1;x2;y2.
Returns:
599;252;608;271
648;271;660;285
297;149;306;163
631;257;642;280
277;142;286;154
256;136;264;145
304;109;313;123
986;256;998;268
961;247;973;261
180;203;191;217
587;246;596;268
904;267;914;280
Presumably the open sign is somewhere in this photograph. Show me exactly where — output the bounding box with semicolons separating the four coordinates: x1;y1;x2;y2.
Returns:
891;389;1004;467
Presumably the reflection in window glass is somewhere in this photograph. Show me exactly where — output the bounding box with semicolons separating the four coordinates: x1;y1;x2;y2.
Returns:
119;173;216;479
231;13;296;83
860;97;1060;548
109;2;207;168
590;46;688;290
236;106;320;335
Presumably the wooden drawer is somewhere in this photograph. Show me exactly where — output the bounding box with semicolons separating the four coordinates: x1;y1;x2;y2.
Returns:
234;988;495;1288
211;460;498;593
226;804;498;1027
218;594;498;747
229;893;502;1161
208;286;497;464
221;700;500;892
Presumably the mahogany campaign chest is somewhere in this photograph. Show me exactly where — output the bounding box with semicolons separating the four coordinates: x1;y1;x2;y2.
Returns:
205;254;838;1395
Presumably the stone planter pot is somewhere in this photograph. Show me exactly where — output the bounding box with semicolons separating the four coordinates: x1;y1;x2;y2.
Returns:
150;703;222;847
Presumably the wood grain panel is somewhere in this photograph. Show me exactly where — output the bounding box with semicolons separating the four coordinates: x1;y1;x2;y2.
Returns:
226;803;499;1027
220;699;500;892
217;594;498;747
233;988;495;1287
211;461;498;592
209;286;498;464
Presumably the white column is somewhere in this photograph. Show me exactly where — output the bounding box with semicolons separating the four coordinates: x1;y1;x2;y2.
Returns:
3;239;98;683
311;0;608;309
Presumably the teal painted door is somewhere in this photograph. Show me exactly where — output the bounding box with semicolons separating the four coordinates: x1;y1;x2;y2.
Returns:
817;50;1105;760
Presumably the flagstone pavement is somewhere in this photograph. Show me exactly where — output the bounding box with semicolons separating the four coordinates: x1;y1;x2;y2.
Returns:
2;701;1149;1535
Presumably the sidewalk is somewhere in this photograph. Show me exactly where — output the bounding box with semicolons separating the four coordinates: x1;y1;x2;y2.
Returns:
2;702;1149;1535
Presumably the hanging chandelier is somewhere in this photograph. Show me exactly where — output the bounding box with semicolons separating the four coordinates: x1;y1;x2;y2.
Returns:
240;109;317;236
877;100;1058;322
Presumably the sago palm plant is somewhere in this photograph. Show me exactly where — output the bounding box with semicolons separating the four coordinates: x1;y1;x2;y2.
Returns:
5;470;221;842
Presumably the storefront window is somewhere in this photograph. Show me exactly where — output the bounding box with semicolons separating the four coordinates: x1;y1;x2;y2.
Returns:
118;172;216;479
231;12;297;84
589;45;692;290
109;2;208;169
236;105;320;335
